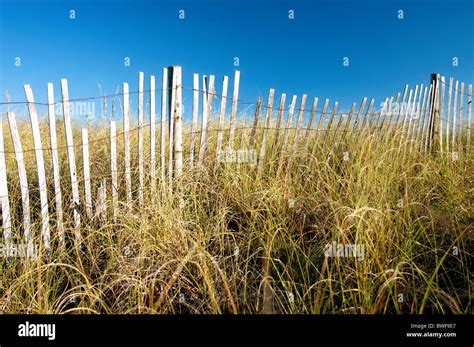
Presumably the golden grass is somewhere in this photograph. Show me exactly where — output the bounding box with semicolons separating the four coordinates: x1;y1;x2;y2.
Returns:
0;118;472;314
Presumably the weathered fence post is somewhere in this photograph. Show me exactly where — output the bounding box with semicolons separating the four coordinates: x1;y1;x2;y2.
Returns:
122;82;132;206
61;79;81;239
167;67;176;193
161;68;168;195
302;97;318;151
272;93;286;150
228;70;240;150
468;84;472;151
452;80;459;152
173;66;183;177
198;75;215;165
150;75;157;198
47;83;64;249
348;97;367;149
0;121;12;245
190;74;199;167
249;97;262;151
439;77;446;154
110;120;118;221
82;127;92;217
24;84;50;253
445;78;453;153
138;71;144;206
291;94;307;152
459;82;465;149
279;95;297;162
7;111;32;254
216;76;229;162
258;89;275;173
428;73;440;151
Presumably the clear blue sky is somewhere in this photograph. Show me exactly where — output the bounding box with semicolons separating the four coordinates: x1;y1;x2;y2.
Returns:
0;0;473;122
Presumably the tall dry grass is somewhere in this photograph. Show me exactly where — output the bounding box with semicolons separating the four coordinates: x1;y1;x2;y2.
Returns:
0;117;472;314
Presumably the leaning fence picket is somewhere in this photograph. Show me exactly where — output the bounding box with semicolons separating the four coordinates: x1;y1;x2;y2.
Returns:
173;66;183;177
150;75;157;197
96;178;107;221
452;80;459;151
313;98;330;152
7;111;32;251
459;82;465;148
138;71;144;206
291;94;307;152
47;83;64;248
323;101;338;149
341;103;357;149
258;89;275;173
161;68;168;194
439;78;445;153
0;122;12;244
416;85;429;145
279;95;297;161
216;76;229;161
198;76;209;166
199;75;215;165
421;85;433;153
168;67;176;193
123;82;132;206
110;120;118;220
348;97;367;149
82;127;92;217
272;93;286;150
61;79;81;236
25;84;50;253
249;97;262;151
228;70;240;150
190;74;199;167
468;84;472;150
446;78;453;153
302;97;318;151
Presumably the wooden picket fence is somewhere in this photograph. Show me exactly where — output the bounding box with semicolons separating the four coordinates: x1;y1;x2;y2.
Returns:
0;67;472;256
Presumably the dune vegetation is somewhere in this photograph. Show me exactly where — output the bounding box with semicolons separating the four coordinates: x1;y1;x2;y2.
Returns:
0;117;472;314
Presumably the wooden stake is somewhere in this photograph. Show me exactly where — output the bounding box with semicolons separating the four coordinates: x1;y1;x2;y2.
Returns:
7;111;32;252
47;83;64;248
110;120;118;221
190;74;199;167
290;94;307;152
258;89;275;174
249;97;262;151
302;97;318;151
446;78;453;153
216;76;229;162
161;68;168;195
279;95;297;161
150;75;157;198
173;66;183;177
25;84;50;253
123;82;132;206
0;121;12;245
138;71;144;206
61;79;81;236
272;93;286;150
81;127;92;217
228;70;240;150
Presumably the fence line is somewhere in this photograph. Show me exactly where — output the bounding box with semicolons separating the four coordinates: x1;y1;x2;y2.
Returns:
0;67;472;257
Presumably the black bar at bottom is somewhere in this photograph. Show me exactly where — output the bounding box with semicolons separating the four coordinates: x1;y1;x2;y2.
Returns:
0;314;472;346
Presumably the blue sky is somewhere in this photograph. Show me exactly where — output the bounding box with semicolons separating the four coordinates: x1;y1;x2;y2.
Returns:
0;0;473;122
